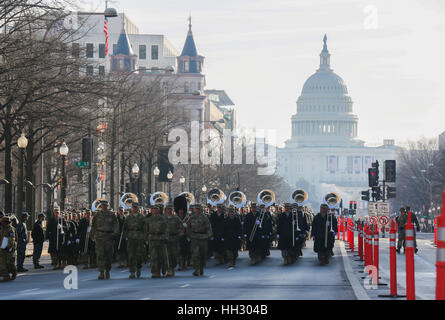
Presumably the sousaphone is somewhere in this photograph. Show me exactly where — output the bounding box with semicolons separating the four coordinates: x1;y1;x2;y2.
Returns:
228;191;247;208
290;189;308;207
119;192;139;210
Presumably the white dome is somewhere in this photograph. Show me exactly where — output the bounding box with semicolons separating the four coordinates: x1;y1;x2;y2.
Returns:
301;69;348;95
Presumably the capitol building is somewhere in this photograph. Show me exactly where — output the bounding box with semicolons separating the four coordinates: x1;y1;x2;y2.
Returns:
277;35;397;208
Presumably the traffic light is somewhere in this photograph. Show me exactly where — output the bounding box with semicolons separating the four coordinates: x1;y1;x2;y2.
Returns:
368;168;378;187
353;201;357;210
384;160;396;182
372;186;382;201
387;186;396;199
349;201;353;210
361;190;370;201
81;138;93;169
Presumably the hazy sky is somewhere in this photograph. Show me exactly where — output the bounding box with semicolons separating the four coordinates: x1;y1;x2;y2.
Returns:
83;0;445;147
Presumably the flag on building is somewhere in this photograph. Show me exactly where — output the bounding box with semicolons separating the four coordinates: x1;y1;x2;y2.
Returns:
104;17;109;55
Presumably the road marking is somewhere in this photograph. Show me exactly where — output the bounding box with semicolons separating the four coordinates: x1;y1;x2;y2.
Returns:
209;275;216;278
20;288;39;293
339;241;371;300
140;297;152;300
180;284;190;288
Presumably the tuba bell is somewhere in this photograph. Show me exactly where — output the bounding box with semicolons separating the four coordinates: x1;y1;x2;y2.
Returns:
290;189;308;207
119;192;139;210
92;198;106;212
228;191;247;208
323;192;341;209
257;189;275;207
150;191;168;207
207;188;226;206
178;192;195;209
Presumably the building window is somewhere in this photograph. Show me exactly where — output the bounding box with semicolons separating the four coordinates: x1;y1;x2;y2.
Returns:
72;43;79;58
99;66;105;76
99;44;106;58
86;43;94;58
184;61;189;72
151;45;158;60
139;45;146;59
86;65;94;76
113;44;117;54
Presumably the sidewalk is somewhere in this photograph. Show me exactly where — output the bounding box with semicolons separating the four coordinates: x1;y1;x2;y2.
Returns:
340;232;436;300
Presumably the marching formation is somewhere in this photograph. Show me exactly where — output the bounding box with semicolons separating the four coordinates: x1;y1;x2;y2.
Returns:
0;189;341;282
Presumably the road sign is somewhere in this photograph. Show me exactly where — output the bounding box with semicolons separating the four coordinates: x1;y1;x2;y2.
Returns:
377;202;390;216
369;216;378;224
368;202;378;216
379;216;389;226
75;161;89;169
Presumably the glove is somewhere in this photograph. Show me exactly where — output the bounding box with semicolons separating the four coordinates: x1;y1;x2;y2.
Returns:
210;237;214;241
75;238;80;244
238;236;241;239
221;238;224;241
276;234;280;239
256;220;260;225
67;240;71;245
244;234;247;238
261;235;265;239
183;223;187;227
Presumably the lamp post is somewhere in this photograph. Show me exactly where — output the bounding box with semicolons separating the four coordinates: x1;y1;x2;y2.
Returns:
153;166;160;192
17;133;28;220
132;163;139;193
167;170;173;203
201;184;207;204
180;176;185;192
59;141;69;211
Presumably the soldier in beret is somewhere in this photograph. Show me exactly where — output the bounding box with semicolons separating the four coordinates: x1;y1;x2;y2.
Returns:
188;204;212;276
144;204;168;278
123;202;145;279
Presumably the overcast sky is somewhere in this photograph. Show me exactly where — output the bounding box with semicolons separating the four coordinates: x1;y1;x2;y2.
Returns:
83;0;445;147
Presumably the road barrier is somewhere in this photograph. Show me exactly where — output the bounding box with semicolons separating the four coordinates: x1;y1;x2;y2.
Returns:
349;219;354;252
373;224;379;281
405;210;416;300
343;217;346;241
434;218;437;246
436;192;445;300
358;221;363;261
389;218;397;296
337;217;340;240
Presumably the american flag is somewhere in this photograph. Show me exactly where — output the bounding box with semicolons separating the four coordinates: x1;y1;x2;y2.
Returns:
104;17;109;55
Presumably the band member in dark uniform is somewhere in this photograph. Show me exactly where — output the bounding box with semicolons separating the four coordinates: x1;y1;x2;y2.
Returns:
223;206;242;267
311;204;338;265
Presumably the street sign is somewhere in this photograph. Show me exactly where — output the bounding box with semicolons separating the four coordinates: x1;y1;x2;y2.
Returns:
379;216;389;226
369;216;378;224
75;161;89;169
368;202;378;216
377;202;390;216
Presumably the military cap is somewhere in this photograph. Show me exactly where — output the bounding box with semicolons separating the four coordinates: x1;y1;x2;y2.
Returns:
250;202;257;206
150;204;159;209
22;212;29;218
99;199;109;206
0;216;12;223
216;203;224;207
320;204;329;208
38;213;46;219
165;203;174;209
131;202;140;208
284;203;292;207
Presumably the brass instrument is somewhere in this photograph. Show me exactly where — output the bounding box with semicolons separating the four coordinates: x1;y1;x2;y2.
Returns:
150;191;168;207
91;198;106;212
178;192;195;209
249;190;275;242
290;189;308;207
322;192;341;248
119;192;139;210
207;188;226;207
228;191;247;208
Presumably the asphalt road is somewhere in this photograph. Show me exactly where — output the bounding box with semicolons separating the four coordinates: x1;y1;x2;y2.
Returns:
0;240;357;300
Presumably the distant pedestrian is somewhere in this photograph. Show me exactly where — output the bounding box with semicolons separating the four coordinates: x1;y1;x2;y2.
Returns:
16;213;29;272
31;213;45;269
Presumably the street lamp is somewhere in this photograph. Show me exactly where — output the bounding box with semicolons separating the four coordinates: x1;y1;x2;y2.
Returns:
153;166;160;191
167;170;173;203
59;141;69;211
201;184;207;204
17;133;28;220
180;176;185;192
132;163;139;193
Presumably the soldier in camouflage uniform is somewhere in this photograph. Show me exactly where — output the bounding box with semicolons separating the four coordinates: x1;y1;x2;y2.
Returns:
91;200;119;280
396;207;420;254
144;205;168;278
123;202;145;279
164;203;183;277
187;204;212;276
0;216;17;282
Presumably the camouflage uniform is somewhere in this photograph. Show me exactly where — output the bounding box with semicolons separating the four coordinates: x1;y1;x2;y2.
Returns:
123;211;145;278
396;211;420;252
145;210;168;278
91;207;119;279
0;218;17;281
165;211;184;276
187;206;213;276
